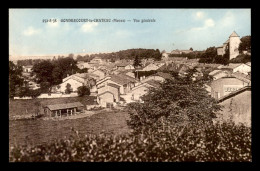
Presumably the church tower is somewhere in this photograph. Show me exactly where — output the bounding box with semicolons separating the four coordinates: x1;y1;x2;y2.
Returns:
229;31;241;60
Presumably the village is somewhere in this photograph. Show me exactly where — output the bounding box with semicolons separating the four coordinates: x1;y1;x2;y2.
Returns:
8;8;254;162
9;31;251;126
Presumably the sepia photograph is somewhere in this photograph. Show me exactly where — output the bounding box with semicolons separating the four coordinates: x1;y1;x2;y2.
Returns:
9;8;251;162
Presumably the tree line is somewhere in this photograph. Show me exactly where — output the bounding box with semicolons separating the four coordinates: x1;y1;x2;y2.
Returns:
76;48;162;62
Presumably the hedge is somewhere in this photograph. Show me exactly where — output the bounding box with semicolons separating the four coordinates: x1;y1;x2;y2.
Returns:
9;121;251;162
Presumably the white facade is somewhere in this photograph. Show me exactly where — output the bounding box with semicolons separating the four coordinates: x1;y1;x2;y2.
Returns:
131;86;149;101
59;78;84;93
233;64;251;75
125;64;135;70
229;34;241;60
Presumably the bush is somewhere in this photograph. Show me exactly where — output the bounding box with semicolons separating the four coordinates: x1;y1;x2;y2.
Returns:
229;54;251;63
77;86;90;97
9;121;251;162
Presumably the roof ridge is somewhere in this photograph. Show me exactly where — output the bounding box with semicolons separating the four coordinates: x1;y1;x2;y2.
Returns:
229;31;239;37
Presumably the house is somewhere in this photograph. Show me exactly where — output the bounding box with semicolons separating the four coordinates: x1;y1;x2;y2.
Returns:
57;73;99;94
157;63;191;77
141;62;164;71
131;80;161;101
142;72;172;83
22;65;33;73
209;70;230;80
90;69;106;80
96;74;139;95
97;83;120;107
217;86;251;126
217;31;241;60
171;49;193;54
161;52;170;60
115;62;134;70
89;57;104;64
77;62;91;70
44;102;84;117
210;75;251;100
219;63;251;75
125;64;135;70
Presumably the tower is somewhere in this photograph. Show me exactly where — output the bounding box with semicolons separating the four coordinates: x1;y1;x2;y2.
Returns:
229;31;241;60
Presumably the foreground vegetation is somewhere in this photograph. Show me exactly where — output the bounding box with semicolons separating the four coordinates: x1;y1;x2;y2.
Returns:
9;121;251;162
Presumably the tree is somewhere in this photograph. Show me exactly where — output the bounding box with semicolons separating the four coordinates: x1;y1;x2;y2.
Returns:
189;47;193;51
65;83;72;94
127;70;221;133
9;61;24;98
52;57;80;84
32;60;54;85
153;49;162;61
77;86;90;97
229;54;251;63
133;55;142;68
198;47;218;63
239;36;251;53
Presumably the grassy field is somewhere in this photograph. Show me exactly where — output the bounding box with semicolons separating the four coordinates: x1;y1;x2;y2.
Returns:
9;96;97;117
9;96;131;147
9;108;131;147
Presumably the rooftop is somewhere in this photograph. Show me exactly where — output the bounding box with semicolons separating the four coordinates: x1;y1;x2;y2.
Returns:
229;31;240;38
144;79;161;88
45;102;84;111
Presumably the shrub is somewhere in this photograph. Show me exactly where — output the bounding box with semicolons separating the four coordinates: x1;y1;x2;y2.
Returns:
77;86;90;97
9;121;251;162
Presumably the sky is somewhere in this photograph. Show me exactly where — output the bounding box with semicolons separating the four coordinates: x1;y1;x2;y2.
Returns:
9;8;251;60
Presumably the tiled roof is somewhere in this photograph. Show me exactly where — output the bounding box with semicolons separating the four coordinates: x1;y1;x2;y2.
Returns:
144;80;161;88
231;72;251;82
209;70;222;76
220;63;243;69
45;102;84;111
109;74;138;85
107;83;121;88
153;72;172;79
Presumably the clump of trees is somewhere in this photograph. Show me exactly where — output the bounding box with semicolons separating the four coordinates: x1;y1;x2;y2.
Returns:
77;86;90;97
9;61;24;98
127;69;221;133
239;36;251;53
32;57;80;93
198;46;229;65
133;55;142;68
